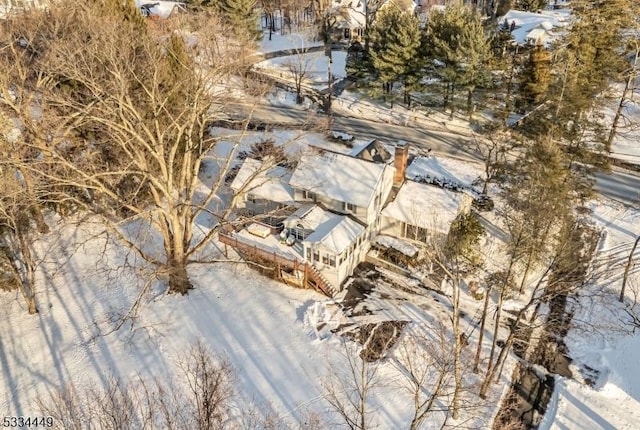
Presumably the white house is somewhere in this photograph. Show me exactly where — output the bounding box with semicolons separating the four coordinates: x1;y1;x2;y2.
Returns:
136;0;186;19
283;205;367;288
288;148;396;227
225;141;472;293
499;9;570;48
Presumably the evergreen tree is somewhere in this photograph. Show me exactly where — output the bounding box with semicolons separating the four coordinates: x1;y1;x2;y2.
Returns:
219;0;262;41
368;3;421;106
517;0;547;12
517;44;551;111
97;0;147;28
422;4;492;113
540;0;634;147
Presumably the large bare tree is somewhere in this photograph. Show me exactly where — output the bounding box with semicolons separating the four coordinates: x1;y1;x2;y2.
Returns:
0;1;267;295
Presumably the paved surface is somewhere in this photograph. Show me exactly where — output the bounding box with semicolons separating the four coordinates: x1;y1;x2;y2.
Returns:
228;103;640;206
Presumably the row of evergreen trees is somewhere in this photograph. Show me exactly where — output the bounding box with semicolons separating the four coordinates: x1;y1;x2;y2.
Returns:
347;0;637;134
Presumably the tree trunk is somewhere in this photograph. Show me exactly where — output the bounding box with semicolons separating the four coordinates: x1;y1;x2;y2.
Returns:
18;168;49;234
473;284;492;372
451;277;462;420
519;252;535;294
485;289;504;379
443;83;449;109
168;258;191;295
607;46;638;152
620;235;640;302
19;231;38;314
165;213;192;295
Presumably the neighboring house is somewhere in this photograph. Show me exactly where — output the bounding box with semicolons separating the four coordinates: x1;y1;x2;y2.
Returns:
499;9;570;48
136;0;186;19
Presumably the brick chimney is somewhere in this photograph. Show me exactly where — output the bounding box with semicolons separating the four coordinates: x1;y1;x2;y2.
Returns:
393;141;409;187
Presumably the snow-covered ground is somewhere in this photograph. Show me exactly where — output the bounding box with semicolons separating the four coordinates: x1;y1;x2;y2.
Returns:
0;212;497;427
540;200;640;430
1;26;638;430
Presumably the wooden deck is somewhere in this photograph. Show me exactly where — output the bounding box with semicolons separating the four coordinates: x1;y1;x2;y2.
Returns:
219;231;336;297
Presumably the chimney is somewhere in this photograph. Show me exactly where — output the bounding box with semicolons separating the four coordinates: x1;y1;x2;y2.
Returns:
393;141;409;187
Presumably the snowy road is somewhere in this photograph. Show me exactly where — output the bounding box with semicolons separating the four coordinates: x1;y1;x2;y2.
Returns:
230;104;640;206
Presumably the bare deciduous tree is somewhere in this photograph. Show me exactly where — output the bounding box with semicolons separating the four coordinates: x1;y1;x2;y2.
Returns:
0;3;278;296
393;323;456;429
322;340;381;430
284;33;317;104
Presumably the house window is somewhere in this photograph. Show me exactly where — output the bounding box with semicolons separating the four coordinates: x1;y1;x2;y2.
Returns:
329;255;336;267
405;224;429;243
314;250;320;262
322;253;330;265
341;202;356;212
302;190;316;201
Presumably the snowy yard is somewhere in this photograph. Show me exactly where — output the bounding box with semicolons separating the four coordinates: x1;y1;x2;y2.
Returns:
1;24;639;430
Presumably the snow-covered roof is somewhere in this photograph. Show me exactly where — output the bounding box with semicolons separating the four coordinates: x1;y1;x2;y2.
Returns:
381;181;467;234
230;158;294;204
0;0;47;18
499;9;570;47
406;156;479;189
289;150;389;208
136;0;186;18
526;27;551;45
287;205;364;254
330;1;366;30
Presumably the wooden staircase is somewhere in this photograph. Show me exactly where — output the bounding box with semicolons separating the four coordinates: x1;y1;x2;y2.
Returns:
219;230;337;298
305;264;337;298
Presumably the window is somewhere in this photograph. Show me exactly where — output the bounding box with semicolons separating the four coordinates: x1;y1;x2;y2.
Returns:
302;190;316;201
322;253;330;265
341;202;356;212
405;224;429;243
314;251;320;262
329;255;336;267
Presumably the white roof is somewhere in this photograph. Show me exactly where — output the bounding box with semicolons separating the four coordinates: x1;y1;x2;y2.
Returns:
406;156;480;189
526;27;550;44
304;208;364;254
287;205;364;254
136;0;186;18
331;1;366;29
230;158;294;204
499;9;570;47
382;181;466;234
289;151;388;208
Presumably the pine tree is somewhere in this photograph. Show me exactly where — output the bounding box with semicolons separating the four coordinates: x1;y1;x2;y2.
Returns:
517;44;551;111
517;0;547;12
219;0;262;41
544;0;633;142
368;3;421;106
95;0;147;29
422;3;492;113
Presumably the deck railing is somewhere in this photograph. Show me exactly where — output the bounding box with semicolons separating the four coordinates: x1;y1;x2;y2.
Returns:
219;231;336;297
